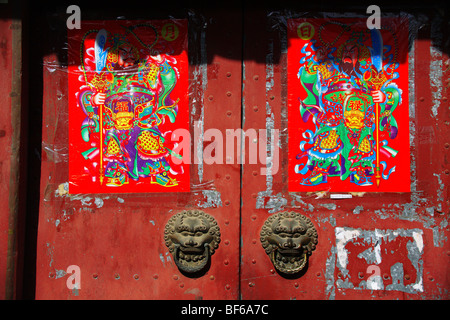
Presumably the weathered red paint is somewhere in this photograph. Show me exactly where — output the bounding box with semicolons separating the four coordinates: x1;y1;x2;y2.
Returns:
240;8;449;300
35;8;243;299
0;2;447;300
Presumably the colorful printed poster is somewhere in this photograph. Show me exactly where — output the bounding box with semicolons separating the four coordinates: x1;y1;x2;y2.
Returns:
288;18;411;192
68;20;189;193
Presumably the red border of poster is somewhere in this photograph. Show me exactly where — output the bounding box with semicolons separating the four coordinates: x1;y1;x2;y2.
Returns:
68;19;189;194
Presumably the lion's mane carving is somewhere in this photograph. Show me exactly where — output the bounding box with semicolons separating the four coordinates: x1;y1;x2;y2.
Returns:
260;211;318;275
164;210;220;274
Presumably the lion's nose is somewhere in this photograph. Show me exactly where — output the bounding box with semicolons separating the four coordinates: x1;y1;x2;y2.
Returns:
186;238;198;246
283;238;294;248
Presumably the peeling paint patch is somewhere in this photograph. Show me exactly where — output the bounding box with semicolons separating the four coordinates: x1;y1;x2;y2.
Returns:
408;16;417;121
319;203;337;211
55;269;66;279
289;193;314;212
433;173;444;202
329;214;336;227
430;14;443;119
94;197;104;208
46;242;54;268
57;182;69;196
253;36;287;214
325;246;337;300
353;205;364;215
333;227;424;294
433;220;449;247
196;190;222;208
256;191;287;213
67;195;93;206
56;191;114;209
192;27;207;183
165;252;172;264
265;38;274;94
316;213;336;227
430;53;442;119
72;287;79;296
159;253;166;267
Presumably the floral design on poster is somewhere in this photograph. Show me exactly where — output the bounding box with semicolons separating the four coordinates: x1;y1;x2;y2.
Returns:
288;18;410;192
68;20;189;193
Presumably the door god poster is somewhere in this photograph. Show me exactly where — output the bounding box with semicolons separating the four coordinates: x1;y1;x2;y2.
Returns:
288;18;411;192
68;20;189;194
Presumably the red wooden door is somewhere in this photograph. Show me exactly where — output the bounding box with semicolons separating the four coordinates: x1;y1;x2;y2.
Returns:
33;4;449;300
34;6;243;300
240;7;449;300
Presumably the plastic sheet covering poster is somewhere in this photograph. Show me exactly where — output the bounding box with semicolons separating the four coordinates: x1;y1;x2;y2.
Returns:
288;18;411;192
68;20;189;193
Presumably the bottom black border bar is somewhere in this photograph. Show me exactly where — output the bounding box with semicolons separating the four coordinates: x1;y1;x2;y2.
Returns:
1;300;447;318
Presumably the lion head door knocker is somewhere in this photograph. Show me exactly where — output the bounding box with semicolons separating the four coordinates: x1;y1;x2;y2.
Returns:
164;210;220;275
260;211;318;276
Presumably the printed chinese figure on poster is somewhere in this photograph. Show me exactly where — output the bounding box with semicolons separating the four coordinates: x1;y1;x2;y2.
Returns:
288;18;411;192
68;20;189;193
